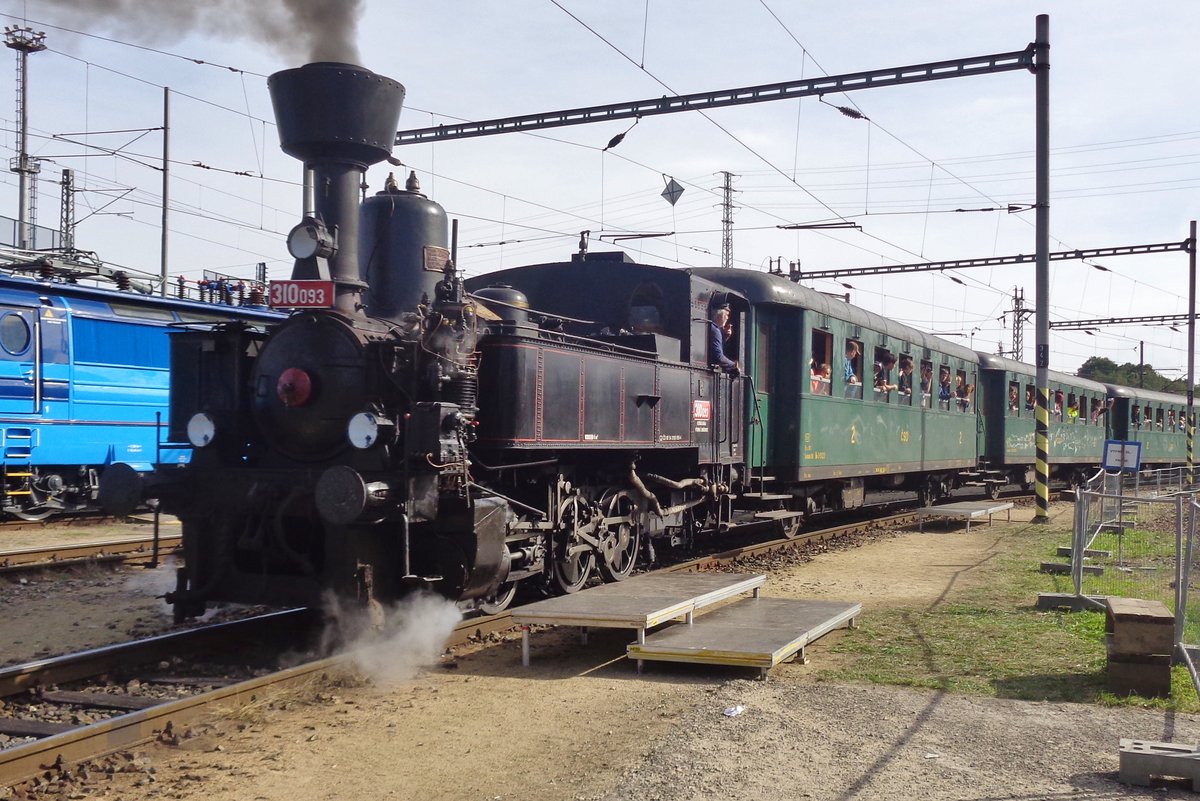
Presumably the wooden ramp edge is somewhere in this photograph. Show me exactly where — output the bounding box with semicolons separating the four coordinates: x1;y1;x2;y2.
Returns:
627;598;861;676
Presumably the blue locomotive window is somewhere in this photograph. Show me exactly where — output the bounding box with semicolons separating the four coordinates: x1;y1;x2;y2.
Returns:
0;312;31;356
72;318;168;368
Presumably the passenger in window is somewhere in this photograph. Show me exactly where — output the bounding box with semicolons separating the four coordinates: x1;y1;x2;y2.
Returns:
874;353;897;395
954;376;971;412
919;364;933;398
938;369;952;409
1091;398;1103;423
1053;390;1063;421
811;363;831;394
1025;387;1035;412
707;304;739;375
1131;407;1141;429
896;357;913;398
844;341;860;387
1008;386;1019;414
1066;398;1079;423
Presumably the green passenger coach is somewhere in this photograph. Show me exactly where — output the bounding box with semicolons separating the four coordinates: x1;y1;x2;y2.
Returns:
690;269;982;511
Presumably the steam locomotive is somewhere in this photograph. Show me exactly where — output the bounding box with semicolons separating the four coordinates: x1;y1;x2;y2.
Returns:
102;61;1189;622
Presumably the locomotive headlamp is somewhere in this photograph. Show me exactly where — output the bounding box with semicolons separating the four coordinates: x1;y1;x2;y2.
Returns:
186;412;216;448
348;412;379;449
348;411;393;449
286;219;334;260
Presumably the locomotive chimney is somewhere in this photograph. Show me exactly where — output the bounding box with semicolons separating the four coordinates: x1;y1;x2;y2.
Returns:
268;62;404;315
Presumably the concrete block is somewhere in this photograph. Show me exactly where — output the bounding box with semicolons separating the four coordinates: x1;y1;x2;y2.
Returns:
1119;739;1200;790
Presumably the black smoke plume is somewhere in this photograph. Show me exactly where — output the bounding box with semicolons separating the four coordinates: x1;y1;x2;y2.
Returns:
41;0;365;65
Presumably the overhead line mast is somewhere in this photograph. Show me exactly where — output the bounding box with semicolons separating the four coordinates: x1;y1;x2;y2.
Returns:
5;25;46;252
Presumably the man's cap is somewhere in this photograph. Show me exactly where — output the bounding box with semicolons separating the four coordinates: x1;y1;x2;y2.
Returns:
710;291;732;311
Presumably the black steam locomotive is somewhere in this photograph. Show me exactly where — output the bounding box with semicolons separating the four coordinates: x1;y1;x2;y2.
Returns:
102;62;755;620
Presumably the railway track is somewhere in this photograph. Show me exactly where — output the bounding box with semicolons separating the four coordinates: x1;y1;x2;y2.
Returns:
0;534;182;574
0;506;960;789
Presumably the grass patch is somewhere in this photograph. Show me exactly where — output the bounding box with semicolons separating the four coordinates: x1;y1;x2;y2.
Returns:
814;514;1200;712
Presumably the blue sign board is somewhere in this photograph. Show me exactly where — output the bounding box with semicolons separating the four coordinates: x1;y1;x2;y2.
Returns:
1102;440;1142;472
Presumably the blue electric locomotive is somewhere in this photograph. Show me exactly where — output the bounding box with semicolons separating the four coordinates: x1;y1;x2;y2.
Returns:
0;273;281;520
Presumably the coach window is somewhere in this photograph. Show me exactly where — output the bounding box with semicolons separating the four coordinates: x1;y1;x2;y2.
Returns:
1066;393;1079;423
1155;408;1164;431
896;354;914;406
1007;381;1020;416
954;369;971;412
934;365;950;411
810;329;832;395
1024;384;1036;417
844;339;863;399
872;347;896;403
918;359;933;408
1089;397;1102;424
0;312;31;356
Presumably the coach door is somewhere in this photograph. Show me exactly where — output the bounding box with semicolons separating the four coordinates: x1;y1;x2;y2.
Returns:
0;305;40;414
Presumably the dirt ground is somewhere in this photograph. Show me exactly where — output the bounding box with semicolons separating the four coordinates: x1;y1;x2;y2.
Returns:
0;517;201;666
6;502;1200;800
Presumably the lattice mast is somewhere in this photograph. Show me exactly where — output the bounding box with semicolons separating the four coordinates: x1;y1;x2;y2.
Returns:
59;168;73;251
719;170;736;268
5;26;46;251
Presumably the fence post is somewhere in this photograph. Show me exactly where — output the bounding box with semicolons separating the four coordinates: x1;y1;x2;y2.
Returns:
1072;489;1085;598
1177;494;1186;647
1180;499;1197;654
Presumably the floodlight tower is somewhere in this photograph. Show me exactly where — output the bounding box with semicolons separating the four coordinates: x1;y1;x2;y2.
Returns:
6;25;46;252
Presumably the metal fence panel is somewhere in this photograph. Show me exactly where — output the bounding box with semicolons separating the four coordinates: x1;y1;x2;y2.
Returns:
1069;467;1197;692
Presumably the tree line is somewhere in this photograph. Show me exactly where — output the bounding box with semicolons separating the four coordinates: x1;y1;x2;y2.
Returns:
1076;356;1192;394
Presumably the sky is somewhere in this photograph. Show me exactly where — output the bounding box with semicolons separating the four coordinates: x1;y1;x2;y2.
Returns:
0;1;1196;376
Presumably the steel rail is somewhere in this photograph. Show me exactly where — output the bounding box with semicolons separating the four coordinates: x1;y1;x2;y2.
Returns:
0;535;182;573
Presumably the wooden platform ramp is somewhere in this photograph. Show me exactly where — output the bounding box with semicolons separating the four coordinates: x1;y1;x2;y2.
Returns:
628;597;861;679
513;572;765;667
917;501;1013;532
511;572;860;678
